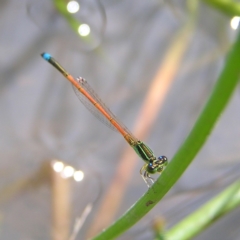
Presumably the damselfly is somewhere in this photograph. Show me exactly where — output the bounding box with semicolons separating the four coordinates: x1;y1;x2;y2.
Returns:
41;52;168;186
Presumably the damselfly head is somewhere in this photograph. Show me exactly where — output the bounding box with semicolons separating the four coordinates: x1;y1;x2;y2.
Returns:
157;156;168;166
146;156;168;174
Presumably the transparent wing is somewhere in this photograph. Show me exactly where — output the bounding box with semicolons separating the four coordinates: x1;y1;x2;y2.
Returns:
72;77;134;137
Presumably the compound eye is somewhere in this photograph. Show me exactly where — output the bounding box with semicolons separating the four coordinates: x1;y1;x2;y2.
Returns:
158;156;168;165
147;162;156;174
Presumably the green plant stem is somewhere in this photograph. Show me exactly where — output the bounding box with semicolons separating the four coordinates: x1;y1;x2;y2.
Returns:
53;0;92;44
165;181;240;240
91;28;240;240
52;0;109;63
202;0;240;16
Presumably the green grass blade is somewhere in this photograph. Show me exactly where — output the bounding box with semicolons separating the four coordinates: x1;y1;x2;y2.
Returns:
165;181;240;240
91;29;240;240
202;0;240;16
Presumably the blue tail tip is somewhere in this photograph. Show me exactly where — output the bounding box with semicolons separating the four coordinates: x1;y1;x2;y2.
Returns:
41;52;51;61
